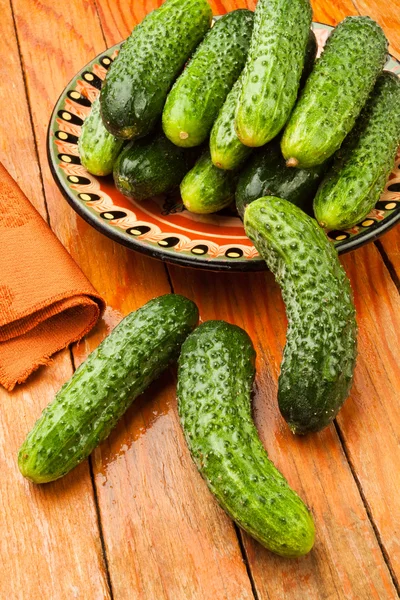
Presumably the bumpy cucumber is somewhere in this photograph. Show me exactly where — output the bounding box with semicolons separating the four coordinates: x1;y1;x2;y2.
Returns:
177;321;315;557
235;0;312;148
314;71;400;230
100;0;212;139
162;10;254;148
210;29;317;171
244;198;357;434
114;132;197;200
181;151;236;214
18;295;199;483
78;97;124;176
281;17;388;168
235;140;326;218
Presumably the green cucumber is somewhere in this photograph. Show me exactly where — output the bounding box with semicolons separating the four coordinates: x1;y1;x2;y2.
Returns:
300;29;317;88
314;71;400;230
281;17;388;168
235;140;327;218
181;151;236;214
244;198;357;434
78;97;124;176
114;131;197;200
210;29;317;171
18;295;199;484
177;320;315;557
100;0;212;139
235;0;312;148
162;10;254;148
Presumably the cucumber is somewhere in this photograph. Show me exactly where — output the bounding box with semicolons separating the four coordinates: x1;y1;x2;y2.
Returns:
244;198;357;434
210;29;317;172
235;140;327;218
177;320;315;557
78;97;124;176
162;10;254;148
181;151;236;214
314;71;400;230
235;0;312;148
114;131;197;200
281;17;388;168
100;0;212;140
18;295;199;484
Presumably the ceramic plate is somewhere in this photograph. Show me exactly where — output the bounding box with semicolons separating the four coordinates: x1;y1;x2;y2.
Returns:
48;22;400;271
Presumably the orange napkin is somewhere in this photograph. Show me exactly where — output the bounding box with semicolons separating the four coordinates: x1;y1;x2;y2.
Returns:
0;162;105;391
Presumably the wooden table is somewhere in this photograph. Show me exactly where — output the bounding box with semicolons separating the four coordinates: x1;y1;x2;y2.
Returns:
1;0;400;598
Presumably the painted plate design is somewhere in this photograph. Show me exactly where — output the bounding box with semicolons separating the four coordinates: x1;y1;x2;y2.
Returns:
48;22;400;271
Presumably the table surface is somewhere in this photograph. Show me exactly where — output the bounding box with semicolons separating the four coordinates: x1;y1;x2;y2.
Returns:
1;0;400;598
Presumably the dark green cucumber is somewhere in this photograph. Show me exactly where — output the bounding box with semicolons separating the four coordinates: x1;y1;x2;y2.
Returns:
78;97;125;176
177;320;315;557
162;10;254;148
210;29;317;171
235;0;312;148
114;131;197;200
314;71;400;230
244;198;357;434
235;139;327;218
181;151;236;214
100;0;212;139
300;29;318;88
282;17;388;168
18;295;199;484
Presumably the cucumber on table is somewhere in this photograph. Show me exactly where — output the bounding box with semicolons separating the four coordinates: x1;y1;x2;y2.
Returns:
18;295;199;484
314;71;400;230
235;139;326;218
78;97;124;176
281;16;388;168
100;0;212;140
177;320;315;557
210;28;317;172
235;0;312;148
162;9;254;148
114;131;197;200
181;151;236;214
244;197;357;434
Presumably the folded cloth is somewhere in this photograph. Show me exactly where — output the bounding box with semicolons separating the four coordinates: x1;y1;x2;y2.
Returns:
0;162;105;391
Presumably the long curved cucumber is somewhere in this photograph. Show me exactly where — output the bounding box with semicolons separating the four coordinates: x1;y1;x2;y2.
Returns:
235;0;312;148
210;29;317;172
114;132;197;200
181;151;236;214
244;198;357;434
314;71;400;230
177;320;315;557
100;0;212;139
281;17;388;168
162;10;254;148
18;295;199;483
235;139;326;218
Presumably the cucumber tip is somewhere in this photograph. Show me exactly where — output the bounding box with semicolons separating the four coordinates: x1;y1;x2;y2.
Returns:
286;157;299;168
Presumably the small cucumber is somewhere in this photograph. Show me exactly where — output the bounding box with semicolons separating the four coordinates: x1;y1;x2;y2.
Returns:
235;0;312;148
18;295;199;484
235;140;326;218
162;10;254;148
78;97;124;176
210;29;317;172
114;131;197;200
244;198;357;434
314;71;400;230
100;0;212;139
177;320;315;557
181;151;236;214
281;17;388;168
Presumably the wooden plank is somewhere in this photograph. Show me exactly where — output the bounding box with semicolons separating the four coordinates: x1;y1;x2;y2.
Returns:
169;261;398;599
10;0;256;596
0;1;112;597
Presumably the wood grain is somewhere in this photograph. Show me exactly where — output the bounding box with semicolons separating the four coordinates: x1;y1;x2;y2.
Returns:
9;0;257;596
